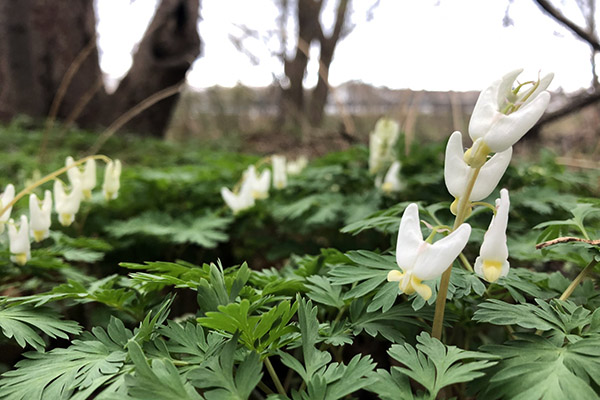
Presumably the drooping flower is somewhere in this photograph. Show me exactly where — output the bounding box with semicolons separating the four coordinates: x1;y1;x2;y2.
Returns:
54;180;83;226
66;156;96;199
8;215;31;266
244;165;271;200
0;183;15;234
29;190;52;242
468;69;553;153
379;161;403;194
387;203;471;300
103;160;122;200
286;156;308;175
444;131;512;214
221;177;255;214
272;155;287;189
369;118;400;174
475;189;510;283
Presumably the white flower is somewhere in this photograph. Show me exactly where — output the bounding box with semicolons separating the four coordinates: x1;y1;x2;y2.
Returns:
469;69;553;153
0;183;15;234
379;161;403;193
286;156;308;175
221;178;255;214
369;118;400;174
475;189;510;283
103;160;122;200
244;165;271;200
444;131;512;213
387;203;471;300
29;190;52;242
8;215;31;266
54;180;82;226
272;155;287;189
66;156;96;199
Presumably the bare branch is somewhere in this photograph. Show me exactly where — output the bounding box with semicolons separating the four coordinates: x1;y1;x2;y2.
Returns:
534;0;600;51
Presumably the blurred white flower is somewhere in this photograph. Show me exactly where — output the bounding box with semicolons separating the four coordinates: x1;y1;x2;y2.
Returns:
387;203;471;300
54;180;82;226
272;155;287;189
286;156;308;175
444;131;512;213
29;190;52;242
475;189;510;283
103;160;122;200
369;118;400;174
66;156;96;199
221;177;255;214
244;165;270;200
379;161;403;193
469;69;553;153
8;215;31;266
0;183;15;234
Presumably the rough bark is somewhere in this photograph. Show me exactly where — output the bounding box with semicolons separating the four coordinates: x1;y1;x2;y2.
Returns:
307;0;349;126
282;0;322;118
0;0;201;137
105;0;201;136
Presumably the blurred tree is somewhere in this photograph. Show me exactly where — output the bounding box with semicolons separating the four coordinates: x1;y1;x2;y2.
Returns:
0;0;201;137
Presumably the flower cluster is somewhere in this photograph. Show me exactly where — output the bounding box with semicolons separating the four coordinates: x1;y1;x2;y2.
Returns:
388;69;552;299
221;155;307;214
2;156;122;266
368;118;403;194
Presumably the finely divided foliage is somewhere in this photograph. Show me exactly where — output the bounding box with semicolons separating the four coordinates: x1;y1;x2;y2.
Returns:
0;70;599;399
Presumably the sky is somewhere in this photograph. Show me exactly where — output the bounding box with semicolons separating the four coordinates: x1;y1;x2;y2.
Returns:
95;0;596;93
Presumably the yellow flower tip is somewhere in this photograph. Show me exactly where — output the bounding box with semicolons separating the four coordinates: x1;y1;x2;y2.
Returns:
252;190;267;200
82;189;92;200
381;182;393;194
412;279;432;301
482;260;504;283
59;213;74;227
450;198;459;215
387;269;404;282
13;253;28;266
33;230;47;242
463;140;491;168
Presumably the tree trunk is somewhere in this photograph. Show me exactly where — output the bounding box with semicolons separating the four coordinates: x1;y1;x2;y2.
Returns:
0;0;201;138
307;0;349;126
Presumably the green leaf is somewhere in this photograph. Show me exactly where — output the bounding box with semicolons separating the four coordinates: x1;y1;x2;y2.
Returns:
388;332;497;399
305;276;344;308
107;211;231;248
0;317;130;400
189;334;262;400
479;335;600;399
0;304;81;351
125;341;202;400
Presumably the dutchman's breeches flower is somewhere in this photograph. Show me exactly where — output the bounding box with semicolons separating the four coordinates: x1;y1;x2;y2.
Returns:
468;69;553;154
66;156;97;199
29;191;52;242
475;189;510;283
221;177;255;215
379;161;403;193
272;155;287;189
102;160;122;201
0;183;15;234
8;215;31;266
244;165;271;200
444;131;512;214
387;203;471;300
368;118;400;174
54;180;83;227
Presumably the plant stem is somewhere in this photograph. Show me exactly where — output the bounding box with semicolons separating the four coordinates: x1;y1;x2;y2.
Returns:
0;154;111;218
264;356;286;395
432;166;481;340
559;260;598;301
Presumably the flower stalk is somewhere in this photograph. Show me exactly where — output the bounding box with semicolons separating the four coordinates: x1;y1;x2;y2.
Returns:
432;166;481;340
